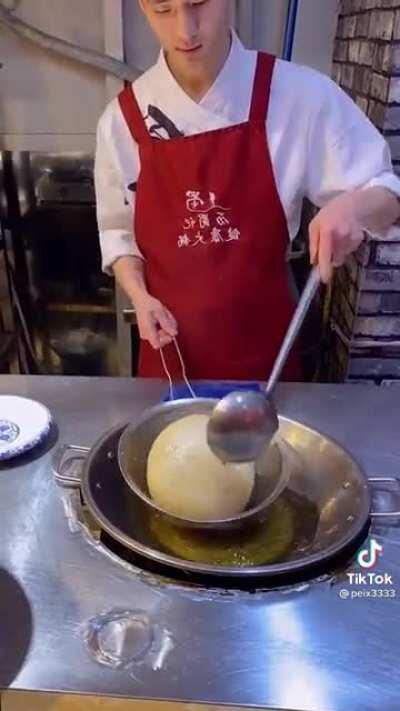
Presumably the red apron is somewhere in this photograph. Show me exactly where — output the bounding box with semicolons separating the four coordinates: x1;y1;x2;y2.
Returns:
118;52;302;381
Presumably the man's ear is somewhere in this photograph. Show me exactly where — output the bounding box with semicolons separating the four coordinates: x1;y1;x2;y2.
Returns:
137;0;146;16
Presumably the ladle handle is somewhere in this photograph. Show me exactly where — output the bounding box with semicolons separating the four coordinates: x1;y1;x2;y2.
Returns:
265;266;320;398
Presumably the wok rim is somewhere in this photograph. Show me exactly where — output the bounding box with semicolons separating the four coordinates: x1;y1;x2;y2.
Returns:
80;414;372;578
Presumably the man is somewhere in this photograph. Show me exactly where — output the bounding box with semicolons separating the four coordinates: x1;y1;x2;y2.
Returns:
95;0;400;380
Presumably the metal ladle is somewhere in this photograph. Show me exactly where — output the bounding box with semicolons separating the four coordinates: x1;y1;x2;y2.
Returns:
207;266;321;463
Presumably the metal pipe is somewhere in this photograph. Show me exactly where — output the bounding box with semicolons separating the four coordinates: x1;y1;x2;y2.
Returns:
0;2;140;82
282;0;300;61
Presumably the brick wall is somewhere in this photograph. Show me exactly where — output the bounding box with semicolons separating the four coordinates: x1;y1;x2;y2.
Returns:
325;0;400;384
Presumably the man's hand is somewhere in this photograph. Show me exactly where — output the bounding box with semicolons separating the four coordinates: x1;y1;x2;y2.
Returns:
309;193;364;284
134;293;178;350
112;256;177;349
309;187;400;284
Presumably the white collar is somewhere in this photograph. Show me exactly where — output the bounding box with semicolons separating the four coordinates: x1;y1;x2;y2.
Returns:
152;30;255;124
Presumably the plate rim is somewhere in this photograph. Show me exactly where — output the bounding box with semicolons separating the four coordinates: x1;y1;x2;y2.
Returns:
0;395;53;461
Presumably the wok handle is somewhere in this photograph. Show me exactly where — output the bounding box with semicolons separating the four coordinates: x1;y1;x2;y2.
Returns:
52;444;90;488
368;477;400;519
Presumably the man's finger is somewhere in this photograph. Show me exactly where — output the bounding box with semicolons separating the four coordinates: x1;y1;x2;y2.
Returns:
166;309;178;332
331;242;349;267
331;228;364;266
309;220;320;265
332;252;347;268
350;227;365;250
159;330;174;348
318;229;334;283
143;316;161;350
157;308;178;337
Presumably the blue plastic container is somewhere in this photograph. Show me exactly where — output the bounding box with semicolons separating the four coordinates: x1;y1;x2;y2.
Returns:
162;381;262;402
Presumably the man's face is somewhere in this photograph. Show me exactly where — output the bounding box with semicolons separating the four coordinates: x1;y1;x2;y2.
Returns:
139;0;231;71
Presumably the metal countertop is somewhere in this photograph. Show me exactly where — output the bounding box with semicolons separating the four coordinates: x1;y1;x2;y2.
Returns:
0;376;399;711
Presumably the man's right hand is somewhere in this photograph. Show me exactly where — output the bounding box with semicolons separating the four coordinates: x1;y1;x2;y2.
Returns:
134;293;178;350
112;257;178;350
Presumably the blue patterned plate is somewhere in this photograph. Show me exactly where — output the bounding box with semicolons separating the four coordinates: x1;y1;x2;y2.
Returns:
0;396;52;461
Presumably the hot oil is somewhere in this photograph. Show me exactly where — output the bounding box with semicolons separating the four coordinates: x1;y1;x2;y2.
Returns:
148;490;320;567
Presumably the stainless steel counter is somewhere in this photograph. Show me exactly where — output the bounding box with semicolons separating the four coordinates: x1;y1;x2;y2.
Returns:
0;376;400;711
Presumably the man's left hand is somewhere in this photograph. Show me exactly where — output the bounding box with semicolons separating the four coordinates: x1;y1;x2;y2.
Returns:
309;192;364;284
309;187;400;284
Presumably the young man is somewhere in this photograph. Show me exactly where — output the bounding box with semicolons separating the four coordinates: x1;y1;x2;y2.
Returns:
95;0;400;380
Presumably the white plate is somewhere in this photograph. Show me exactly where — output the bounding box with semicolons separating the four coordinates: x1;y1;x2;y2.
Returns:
0;396;52;461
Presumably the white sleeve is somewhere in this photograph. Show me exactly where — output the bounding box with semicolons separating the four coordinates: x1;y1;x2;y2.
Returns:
94;117;143;275
305;76;400;206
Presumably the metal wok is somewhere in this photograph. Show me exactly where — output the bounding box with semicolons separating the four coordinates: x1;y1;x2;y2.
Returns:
53;405;400;579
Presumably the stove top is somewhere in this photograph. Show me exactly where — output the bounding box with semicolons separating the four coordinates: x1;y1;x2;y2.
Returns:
1;376;399;711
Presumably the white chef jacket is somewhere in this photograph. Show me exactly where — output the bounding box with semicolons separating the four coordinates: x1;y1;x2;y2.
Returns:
95;30;400;274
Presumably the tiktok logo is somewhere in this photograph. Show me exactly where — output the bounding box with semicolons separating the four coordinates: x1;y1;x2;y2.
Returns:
357;538;384;569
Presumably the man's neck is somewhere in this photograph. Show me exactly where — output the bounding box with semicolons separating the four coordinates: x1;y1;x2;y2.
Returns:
165;31;232;103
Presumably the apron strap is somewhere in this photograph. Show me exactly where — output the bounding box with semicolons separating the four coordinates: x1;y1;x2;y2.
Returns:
118;84;151;145
249;52;275;123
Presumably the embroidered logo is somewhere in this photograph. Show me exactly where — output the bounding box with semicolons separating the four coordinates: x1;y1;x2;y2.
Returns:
0;420;20;445
178;191;241;249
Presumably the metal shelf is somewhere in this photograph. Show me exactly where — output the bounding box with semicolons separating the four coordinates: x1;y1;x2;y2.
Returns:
46;303;115;315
